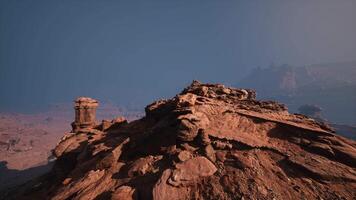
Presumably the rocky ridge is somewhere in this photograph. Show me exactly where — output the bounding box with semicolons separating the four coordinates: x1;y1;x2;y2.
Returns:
8;81;356;200
0;102;143;192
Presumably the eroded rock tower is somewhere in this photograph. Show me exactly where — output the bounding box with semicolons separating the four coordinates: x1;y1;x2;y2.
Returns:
71;97;99;133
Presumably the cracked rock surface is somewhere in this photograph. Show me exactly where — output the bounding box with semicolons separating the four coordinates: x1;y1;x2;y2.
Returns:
7;81;356;200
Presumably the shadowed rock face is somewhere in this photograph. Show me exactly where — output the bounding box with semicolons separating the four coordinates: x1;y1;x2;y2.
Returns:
7;81;356;200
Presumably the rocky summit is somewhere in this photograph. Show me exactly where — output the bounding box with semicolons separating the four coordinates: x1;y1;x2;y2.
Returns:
7;81;356;200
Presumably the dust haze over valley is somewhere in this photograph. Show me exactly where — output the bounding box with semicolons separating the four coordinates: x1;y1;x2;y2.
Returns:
0;1;356;199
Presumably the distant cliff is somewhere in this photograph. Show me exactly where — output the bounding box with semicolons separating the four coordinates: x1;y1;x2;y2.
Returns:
238;61;356;125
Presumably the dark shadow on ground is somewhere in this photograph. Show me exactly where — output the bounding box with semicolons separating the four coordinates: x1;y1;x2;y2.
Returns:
0;160;54;197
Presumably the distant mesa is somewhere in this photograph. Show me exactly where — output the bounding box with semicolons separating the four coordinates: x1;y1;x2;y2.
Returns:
238;61;356;125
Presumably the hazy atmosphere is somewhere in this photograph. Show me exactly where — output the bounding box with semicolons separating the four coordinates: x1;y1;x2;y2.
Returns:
1;0;356;112
1;1;356;198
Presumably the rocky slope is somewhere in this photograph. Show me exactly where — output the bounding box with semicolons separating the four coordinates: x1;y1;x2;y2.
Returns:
6;81;356;200
0;104;142;192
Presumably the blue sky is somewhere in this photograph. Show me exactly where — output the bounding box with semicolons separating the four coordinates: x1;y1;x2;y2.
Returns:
1;0;356;112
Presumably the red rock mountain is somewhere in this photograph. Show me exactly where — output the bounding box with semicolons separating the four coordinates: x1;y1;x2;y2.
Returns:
5;81;356;200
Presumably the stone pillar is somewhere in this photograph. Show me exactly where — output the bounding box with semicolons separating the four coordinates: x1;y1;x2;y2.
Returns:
71;97;99;133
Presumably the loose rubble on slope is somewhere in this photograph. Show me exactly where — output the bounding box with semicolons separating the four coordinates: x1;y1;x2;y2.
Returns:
5;81;356;200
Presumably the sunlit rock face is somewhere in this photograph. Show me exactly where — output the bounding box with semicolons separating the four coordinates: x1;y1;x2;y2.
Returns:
71;97;99;133
7;81;356;200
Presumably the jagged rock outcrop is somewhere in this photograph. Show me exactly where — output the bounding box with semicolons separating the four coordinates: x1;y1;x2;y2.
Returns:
7;81;356;200
72;97;99;133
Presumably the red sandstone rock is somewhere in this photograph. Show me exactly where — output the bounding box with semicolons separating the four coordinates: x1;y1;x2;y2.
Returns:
127;155;162;177
168;156;217;187
72;97;99;133
7;81;356;200
111;186;137;200
177;150;193;162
